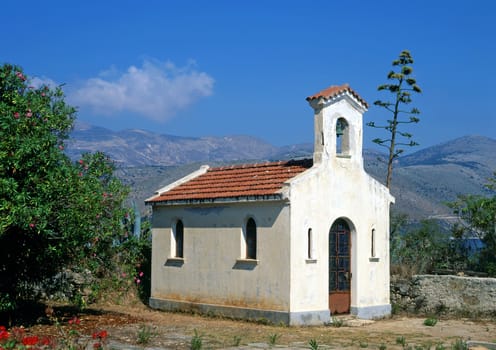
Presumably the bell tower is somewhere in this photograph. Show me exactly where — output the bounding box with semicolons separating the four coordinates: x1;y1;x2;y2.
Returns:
306;84;368;168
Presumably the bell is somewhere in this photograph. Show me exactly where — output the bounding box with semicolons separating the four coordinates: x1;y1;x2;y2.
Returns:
336;121;344;137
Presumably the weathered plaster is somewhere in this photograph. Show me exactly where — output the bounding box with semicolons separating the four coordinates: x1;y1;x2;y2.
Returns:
151;202;291;312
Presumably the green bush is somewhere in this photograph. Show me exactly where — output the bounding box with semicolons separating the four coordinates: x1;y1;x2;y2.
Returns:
390;213;474;276
191;329;203;350
268;333;280;346
423;317;438;327
449;174;496;276
0;63;149;315
137;324;156;345
450;338;468;350
308;339;320;350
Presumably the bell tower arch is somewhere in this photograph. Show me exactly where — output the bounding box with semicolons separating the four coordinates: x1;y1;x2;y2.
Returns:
306;84;368;168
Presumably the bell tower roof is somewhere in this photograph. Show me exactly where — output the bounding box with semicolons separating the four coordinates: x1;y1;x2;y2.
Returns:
306;83;368;110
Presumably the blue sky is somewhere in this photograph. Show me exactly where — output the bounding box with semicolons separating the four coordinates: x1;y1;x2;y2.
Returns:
2;0;495;151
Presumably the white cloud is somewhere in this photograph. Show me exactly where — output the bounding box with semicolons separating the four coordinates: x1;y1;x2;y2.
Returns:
68;59;214;121
30;76;58;89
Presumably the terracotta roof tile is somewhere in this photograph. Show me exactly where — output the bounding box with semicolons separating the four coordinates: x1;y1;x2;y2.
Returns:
146;159;313;204
306;83;368;108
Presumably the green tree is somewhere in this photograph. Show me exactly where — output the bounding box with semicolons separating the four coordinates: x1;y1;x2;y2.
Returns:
367;50;422;188
448;172;496;275
390;218;451;275
0;64;136;311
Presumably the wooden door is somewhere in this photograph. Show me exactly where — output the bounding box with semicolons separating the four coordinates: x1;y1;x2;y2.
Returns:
329;219;351;314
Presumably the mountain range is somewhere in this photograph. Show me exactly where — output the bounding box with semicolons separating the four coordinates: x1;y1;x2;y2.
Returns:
67;122;283;166
67;122;496;221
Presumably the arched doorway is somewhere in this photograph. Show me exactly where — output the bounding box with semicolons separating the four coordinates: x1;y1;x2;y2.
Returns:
329;218;351;314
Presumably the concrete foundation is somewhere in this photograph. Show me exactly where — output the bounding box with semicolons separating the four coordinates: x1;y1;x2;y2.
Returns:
149;297;331;325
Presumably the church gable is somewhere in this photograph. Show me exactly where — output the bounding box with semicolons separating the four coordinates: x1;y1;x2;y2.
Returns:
146;159;313;204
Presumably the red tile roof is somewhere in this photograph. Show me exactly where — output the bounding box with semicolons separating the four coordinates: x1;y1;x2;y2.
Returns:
146;159;313;204
306;83;368;108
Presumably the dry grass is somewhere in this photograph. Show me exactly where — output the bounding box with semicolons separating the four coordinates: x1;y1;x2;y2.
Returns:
10;297;496;349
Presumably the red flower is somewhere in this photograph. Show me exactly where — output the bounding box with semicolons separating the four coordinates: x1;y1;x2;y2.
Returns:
92;330;108;339
0;326;5;331
13;112;19;119
22;336;39;345
29;223;35;229
68;316;80;325
15;71;26;81
25;109;32;118
0;330;9;340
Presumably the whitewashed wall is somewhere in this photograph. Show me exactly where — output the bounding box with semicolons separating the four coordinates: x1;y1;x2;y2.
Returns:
150;202;292;315
292;94;393;320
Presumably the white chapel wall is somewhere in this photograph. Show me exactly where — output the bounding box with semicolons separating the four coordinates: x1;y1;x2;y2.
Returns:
288;159;392;318
289;93;393;319
150;201;292;311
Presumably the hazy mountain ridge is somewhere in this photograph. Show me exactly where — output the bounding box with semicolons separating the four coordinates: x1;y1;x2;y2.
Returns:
67;124;496;220
67;122;278;166
399;135;496;169
378;135;496;220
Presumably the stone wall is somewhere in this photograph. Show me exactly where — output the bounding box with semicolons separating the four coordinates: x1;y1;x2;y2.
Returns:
30;269;94;302
391;275;496;317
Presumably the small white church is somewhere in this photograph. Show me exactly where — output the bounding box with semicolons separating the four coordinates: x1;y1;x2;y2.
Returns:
145;84;394;325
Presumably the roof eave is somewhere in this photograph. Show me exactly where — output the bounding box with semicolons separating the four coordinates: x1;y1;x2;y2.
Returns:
306;84;369;112
146;193;288;206
145;165;210;202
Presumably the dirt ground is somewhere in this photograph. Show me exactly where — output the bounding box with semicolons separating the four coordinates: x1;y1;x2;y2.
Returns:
21;302;496;349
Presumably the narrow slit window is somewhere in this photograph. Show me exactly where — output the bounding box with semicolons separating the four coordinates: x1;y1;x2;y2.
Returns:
371;228;376;258
307;228;313;259
246;218;257;259
174;220;184;258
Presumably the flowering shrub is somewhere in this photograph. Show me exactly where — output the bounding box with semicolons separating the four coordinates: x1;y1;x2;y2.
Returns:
0;63;150;312
0;319;108;349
